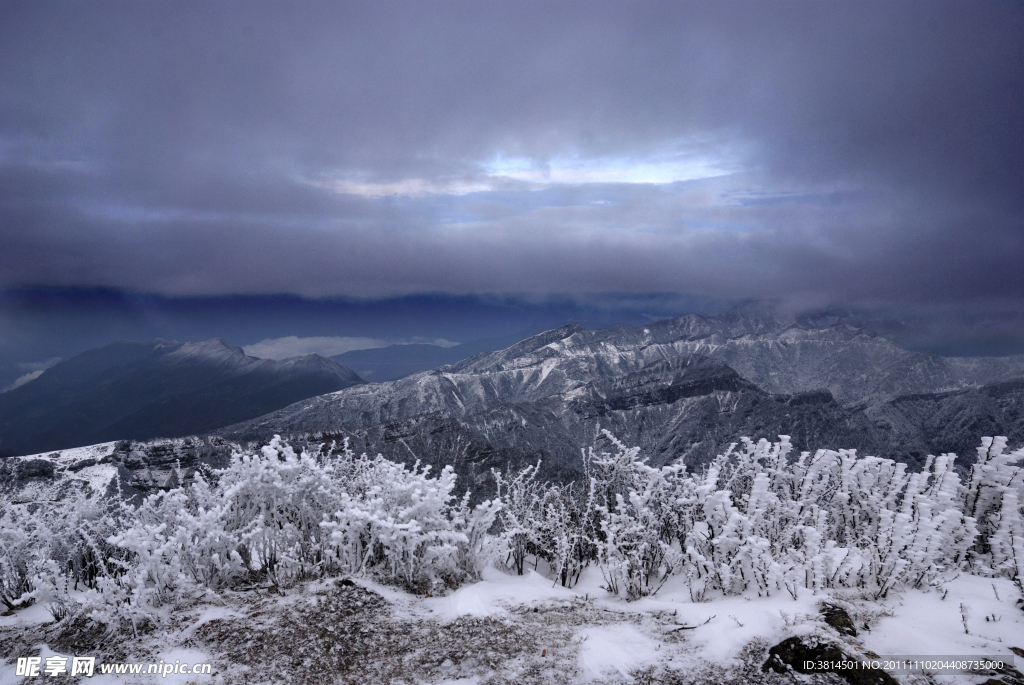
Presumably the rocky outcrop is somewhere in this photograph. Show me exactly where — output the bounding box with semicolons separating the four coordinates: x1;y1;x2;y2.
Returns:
0;436;237;503
763;636;898;685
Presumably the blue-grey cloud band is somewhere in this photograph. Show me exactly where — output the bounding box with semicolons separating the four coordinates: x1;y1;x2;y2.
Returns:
0;1;1021;311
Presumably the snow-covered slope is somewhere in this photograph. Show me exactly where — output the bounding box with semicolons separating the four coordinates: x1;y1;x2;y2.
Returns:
222;306;1024;438
0;442;120;504
2;563;1020;685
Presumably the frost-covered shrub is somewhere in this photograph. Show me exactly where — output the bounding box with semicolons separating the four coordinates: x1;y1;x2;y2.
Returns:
110;480;244;608
449;489;503;582
322;451;500;592
210;437;341;584
107;436;340;610
555;433;990;600
689;438;980;599
538;481;592;588
0;489;136;630
493;462;552;576
0;499;39;611
964;437;1024;584
109;436;499;596
493;462;591;586
2;430;1020;627
585;433;683;599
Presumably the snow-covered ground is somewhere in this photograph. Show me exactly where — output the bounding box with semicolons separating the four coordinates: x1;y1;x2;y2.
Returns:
2;566;1021;684
422;567;1024;684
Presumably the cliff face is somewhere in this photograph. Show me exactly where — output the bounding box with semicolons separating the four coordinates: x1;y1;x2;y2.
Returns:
0;435;237;504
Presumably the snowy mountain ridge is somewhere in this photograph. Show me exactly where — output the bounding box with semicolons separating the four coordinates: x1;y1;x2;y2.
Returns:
215;307;1024;480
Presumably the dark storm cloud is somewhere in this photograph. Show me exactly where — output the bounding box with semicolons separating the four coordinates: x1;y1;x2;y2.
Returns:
0;1;1021;308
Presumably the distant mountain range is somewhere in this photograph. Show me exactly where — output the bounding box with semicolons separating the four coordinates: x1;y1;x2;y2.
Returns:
217;304;1024;482
0;338;363;457
6;304;1024;495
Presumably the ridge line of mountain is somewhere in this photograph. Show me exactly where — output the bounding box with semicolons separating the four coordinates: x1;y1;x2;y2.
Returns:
209;307;1024;480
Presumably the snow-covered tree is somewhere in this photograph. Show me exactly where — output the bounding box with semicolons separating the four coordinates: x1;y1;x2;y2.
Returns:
1;431;1019;630
964;436;1024;583
586;431;684;599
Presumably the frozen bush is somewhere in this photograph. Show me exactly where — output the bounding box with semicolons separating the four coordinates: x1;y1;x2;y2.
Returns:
966;436;1024;589
322;451;499;592
2;430;1020;628
0;498;38;611
964;437;1024;585
585;432;683;599
541;432;990;600
0;489;137;631
109;436;499;596
493;462;592;586
492;461;551;576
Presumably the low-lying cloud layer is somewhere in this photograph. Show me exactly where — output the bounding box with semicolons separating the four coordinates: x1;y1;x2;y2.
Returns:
0;2;1021;312
1;357;61;393
243;336;390;360
243;335;458;360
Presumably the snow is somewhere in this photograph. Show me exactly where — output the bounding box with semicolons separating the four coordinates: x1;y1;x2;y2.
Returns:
409;563;838;677
424;566;573;620
866;574;1023;664
537;358;558;384
68;462;119;495
632;573;825;667
576;624;660;681
0;602;50;630
2;567;1022;683
17;441;118;465
10;441;119;496
414;567;1024;679
177;605;246;639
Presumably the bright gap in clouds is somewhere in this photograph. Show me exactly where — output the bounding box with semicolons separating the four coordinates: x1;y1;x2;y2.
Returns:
316;140;743;198
484;151;736;186
310;178;494;200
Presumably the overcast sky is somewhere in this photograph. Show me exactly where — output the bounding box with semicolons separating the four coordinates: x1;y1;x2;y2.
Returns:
1;1;1022;313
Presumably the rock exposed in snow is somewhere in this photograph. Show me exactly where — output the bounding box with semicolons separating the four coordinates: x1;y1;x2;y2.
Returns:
0;436;236;503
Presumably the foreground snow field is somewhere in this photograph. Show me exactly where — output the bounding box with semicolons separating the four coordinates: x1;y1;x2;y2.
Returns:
2;567;1021;684
2;432;1022;684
